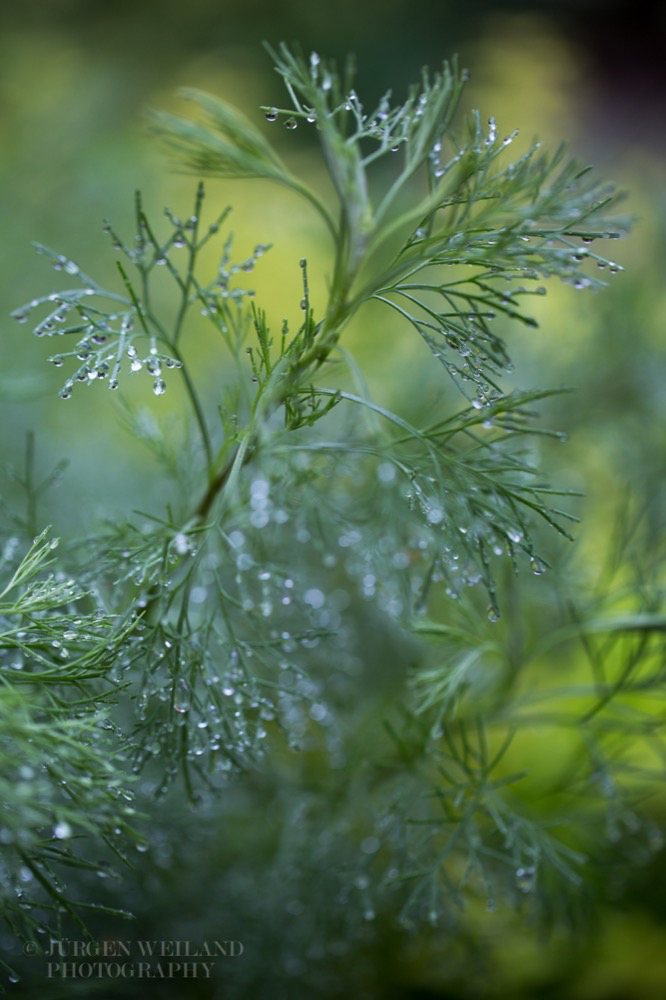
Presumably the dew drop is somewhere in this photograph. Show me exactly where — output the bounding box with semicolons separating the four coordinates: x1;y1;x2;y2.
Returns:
304;588;325;609
487;605;500;623
515;865;536;893
426;506;444;525
153;379;166;396
53;821;72;840
265;109;278;122
310;703;328;722
377;461;396;484
530;557;546;576
285;118;298;131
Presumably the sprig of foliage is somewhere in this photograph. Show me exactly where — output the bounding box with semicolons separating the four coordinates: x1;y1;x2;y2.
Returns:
0;529;142;948
19;46;627;611
7;45;662;986
384;524;666;929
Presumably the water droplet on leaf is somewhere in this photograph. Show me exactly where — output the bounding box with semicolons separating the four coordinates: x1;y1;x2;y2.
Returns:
530;557;546;576
515;866;536;893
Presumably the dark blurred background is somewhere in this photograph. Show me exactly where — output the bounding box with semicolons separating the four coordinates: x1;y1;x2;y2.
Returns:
1;1;665;996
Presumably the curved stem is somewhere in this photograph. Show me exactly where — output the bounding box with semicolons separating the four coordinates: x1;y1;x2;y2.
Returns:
281;176;338;244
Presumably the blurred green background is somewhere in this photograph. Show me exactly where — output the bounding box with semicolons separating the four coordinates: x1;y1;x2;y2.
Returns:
1;1;665;996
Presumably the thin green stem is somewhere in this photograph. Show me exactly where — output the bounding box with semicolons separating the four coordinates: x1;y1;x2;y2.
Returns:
170;343;213;474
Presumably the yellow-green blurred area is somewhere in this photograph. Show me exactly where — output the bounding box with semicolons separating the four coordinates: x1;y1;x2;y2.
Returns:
1;1;665;997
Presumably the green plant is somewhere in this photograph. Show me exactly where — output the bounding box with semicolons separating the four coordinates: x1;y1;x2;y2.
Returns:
3;43;664;998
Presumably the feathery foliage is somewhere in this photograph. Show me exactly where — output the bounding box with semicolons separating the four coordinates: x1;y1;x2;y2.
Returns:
4;43;663;998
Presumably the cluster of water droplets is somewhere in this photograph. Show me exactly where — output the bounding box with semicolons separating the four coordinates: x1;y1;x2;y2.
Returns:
199;240;270;323
401;221;623;415
130;619;337;787
263;52;446;157
423;311;513;399
0;534;143;935
306;445;557;624
121;473;374;787
264;107;318;130
12;247;179;399
14;189;270;401
414;114;626;316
